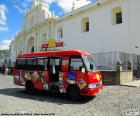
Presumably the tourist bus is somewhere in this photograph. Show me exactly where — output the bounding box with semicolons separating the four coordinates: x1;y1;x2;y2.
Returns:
14;50;103;100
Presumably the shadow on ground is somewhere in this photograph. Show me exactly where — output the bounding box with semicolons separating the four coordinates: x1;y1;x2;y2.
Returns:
0;87;95;104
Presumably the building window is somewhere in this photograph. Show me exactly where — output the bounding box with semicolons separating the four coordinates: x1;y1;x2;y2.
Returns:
86;22;89;31
57;27;63;39
81;17;89;32
112;7;122;25
116;12;122;24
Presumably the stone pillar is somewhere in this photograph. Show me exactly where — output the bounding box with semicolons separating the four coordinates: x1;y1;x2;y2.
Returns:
115;60;133;84
128;61;133;70
116;60;122;71
115;60;122;84
137;63;140;78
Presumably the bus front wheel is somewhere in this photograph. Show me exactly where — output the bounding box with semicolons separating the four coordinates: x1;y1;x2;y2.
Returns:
67;85;82;101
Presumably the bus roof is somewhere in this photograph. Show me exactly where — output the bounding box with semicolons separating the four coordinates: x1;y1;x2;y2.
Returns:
17;50;91;58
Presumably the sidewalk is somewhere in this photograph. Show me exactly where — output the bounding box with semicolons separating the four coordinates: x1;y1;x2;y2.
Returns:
121;80;140;88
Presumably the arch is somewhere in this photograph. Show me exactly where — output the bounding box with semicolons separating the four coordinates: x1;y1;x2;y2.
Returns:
28;37;35;53
112;6;122;25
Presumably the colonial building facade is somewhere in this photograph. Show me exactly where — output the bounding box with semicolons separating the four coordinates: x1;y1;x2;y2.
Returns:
10;0;140;70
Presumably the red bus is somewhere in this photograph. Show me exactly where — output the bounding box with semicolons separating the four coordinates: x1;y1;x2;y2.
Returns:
14;50;103;100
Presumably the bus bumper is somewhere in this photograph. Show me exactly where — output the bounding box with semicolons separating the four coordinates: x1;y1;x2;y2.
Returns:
80;85;103;96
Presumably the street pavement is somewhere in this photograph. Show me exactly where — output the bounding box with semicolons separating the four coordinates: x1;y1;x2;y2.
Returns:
0;74;140;116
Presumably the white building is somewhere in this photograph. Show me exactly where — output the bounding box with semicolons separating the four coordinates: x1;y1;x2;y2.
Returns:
10;0;140;70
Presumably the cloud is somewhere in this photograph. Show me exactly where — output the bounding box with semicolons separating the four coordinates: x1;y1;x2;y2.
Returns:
0;26;8;32
55;0;92;13
0;39;11;50
12;0;55;14
42;0;55;4
13;5;24;14
13;0;92;14
0;4;8;32
13;0;32;14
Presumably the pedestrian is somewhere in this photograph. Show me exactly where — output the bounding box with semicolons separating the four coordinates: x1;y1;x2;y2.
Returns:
2;64;5;74
5;65;9;75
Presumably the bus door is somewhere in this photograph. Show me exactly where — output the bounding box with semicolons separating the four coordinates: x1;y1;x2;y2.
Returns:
48;57;61;90
68;56;87;90
35;57;49;91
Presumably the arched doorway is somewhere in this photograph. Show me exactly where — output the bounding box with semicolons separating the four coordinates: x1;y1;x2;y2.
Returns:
28;37;35;52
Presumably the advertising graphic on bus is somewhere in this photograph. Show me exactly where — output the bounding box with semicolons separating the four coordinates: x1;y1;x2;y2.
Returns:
14;50;103;100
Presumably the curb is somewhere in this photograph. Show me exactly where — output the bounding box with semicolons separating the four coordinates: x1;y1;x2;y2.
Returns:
120;84;140;88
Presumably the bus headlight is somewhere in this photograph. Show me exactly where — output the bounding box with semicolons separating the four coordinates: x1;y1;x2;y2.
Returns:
88;84;96;89
88;81;102;89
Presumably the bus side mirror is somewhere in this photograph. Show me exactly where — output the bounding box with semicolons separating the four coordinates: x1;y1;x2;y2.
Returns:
62;65;68;72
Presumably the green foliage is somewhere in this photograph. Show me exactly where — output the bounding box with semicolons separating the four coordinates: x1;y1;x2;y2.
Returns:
0;50;9;58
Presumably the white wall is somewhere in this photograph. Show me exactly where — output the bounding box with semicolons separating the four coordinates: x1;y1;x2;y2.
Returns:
127;0;140;54
55;0;140;54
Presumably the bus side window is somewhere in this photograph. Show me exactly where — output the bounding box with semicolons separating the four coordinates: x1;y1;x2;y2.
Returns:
44;59;48;71
70;57;83;71
49;58;61;74
16;58;26;70
62;57;69;72
37;58;48;71
26;58;36;70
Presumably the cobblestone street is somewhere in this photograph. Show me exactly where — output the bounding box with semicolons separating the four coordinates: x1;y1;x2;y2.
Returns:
0;74;140;116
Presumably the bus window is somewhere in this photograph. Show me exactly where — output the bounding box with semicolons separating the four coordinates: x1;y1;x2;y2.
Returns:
26;58;36;70
70;58;84;71
37;58;48;71
27;58;36;65
83;56;99;72
49;58;60;66
55;59;60;66
17;58;26;65
16;58;26;70
62;57;69;72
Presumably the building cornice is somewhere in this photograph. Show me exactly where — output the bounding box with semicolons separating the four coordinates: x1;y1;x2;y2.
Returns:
56;0;118;23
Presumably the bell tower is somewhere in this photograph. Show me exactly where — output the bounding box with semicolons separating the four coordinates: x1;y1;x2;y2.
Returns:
32;0;40;8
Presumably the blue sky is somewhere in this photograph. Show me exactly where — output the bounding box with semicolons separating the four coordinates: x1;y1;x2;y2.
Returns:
0;0;96;50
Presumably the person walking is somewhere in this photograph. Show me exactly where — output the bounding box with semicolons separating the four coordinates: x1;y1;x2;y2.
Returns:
5;64;9;75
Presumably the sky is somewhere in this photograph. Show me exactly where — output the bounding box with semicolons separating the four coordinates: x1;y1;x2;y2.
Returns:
0;0;97;50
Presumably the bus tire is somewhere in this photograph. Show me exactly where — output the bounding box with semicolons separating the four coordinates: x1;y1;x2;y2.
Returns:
67;85;82;101
25;81;36;94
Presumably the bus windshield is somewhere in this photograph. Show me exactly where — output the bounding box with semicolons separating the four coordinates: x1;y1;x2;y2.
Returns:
83;56;99;72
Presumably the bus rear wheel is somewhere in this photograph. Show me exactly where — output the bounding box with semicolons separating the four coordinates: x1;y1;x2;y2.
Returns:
67;85;82;101
25;81;36;94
